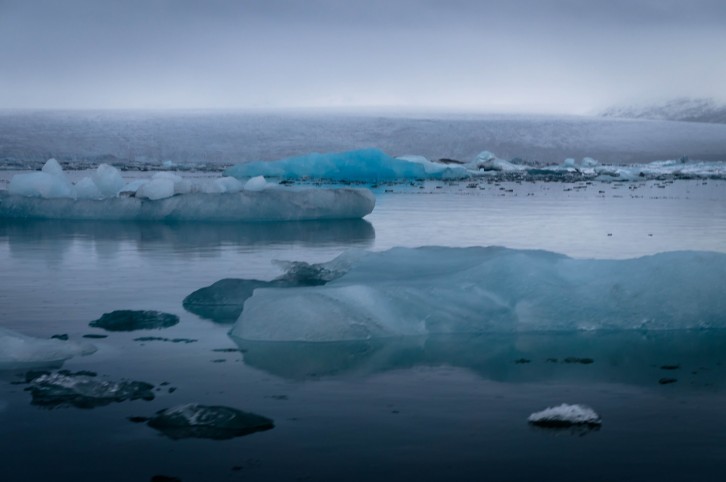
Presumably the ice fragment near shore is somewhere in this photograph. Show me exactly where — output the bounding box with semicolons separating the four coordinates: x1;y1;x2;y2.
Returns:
224;148;470;181
230;247;726;342
0;327;96;369
528;404;601;427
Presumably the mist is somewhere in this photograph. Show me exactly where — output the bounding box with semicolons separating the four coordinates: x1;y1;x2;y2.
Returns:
1;0;725;113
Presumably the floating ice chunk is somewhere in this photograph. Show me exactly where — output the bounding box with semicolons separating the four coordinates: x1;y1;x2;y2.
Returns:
244;175;270;191
0;327;96;369
120;179;148;194
147;404;274;440
466;151;526;172
225;148;470;181
230;247;726;342
42;158;65;177
196;177;246;194
528;404;601;427
89;310;179;332
73;177;104;200
0;188;375;221
135;177;176;200
8;159;74;198
91;164;125;197
29;371;155;408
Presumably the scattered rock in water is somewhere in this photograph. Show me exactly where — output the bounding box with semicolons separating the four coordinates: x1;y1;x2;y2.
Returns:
659;377;678;385
90;310;179;332
147;403;274;440
134;336;197;344
28;371;155;408
563;357;594;364
514;358;531;364
528;403;602;428
183;279;273;324
660;364;680;370
150;475;181;482
212;348;242;353
51;334;69;341
82;334;108;339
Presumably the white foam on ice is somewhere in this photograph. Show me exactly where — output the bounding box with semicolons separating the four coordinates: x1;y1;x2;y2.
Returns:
0;327;97;369
528;404;601;426
230;247;726;342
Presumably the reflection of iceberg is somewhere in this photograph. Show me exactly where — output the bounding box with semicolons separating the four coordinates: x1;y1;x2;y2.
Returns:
184;255;355;323
0;218;375;251
0;327;96;370
231;247;726;342
0;188;375;221
225;148;470;181
231;331;726;385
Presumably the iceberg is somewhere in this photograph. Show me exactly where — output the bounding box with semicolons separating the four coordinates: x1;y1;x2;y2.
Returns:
0;187;375;221
528;404;602;427
224;148;471;181
0;327;96;369
230;247;726;342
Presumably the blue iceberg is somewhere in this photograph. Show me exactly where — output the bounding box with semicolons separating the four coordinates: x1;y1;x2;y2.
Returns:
230;247;726;341
224;148;471;182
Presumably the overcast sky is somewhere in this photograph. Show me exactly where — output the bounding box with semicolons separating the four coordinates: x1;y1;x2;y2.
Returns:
1;0;724;113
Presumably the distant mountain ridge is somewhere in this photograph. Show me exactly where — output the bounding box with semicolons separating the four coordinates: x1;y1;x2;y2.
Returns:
601;98;726;124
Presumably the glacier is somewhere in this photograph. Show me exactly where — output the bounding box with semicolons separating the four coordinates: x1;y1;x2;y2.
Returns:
0;187;375;221
230;247;726;342
0;327;96;369
224;148;471;181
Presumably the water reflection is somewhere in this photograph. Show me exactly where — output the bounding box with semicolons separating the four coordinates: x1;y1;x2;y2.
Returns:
0;218;375;257
232;331;726;388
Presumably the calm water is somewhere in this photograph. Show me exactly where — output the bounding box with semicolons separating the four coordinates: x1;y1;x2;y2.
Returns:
1;179;726;481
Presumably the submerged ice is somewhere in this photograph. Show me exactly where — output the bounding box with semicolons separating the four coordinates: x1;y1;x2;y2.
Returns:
28;371;155;409
146;404;274;440
230;247;726;342
0;327;96;369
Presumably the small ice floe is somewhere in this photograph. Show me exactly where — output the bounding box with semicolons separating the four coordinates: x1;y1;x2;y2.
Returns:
0;327;96;369
528;403;602;427
89;310;179;332
145;403;274;440
28;371;155;408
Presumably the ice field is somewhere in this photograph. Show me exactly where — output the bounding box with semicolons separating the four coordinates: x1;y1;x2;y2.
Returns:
1;112;726;481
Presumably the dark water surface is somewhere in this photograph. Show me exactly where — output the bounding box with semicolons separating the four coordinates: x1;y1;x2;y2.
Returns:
1;181;726;481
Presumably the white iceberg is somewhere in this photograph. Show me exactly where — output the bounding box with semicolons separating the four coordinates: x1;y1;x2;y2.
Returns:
528;404;601;427
0;187;375;221
224;148;471;181
230;247;726;342
0;327;96;369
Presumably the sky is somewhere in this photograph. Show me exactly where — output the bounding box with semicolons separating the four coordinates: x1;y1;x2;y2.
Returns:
1;0;725;113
